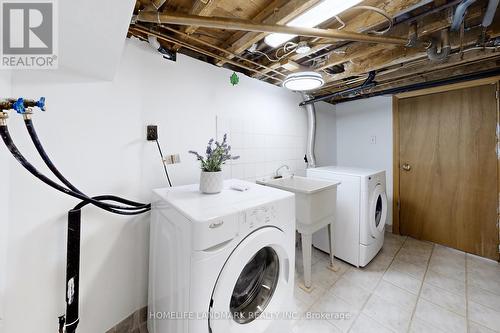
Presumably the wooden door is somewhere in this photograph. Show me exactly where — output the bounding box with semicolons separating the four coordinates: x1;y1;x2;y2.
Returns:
397;83;499;259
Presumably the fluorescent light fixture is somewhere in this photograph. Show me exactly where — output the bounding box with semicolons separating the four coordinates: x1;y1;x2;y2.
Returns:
264;0;363;48
283;71;325;91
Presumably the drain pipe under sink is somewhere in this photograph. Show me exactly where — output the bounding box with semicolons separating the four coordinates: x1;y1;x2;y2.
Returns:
301;93;317;169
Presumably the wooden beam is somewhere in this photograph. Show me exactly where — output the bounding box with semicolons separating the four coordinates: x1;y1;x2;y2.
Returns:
215;0;321;66
184;0;220;35
161;26;287;78
136;11;409;45
252;0;427;78
321;9;497;85
171;0;220;52
129;26;282;82
317;4;485;72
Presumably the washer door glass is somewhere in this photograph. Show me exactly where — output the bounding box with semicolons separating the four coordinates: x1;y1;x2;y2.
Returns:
375;195;383;228
230;246;280;324
369;184;387;237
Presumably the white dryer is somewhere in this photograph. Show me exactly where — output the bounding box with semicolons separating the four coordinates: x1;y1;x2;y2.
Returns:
148;180;296;333
307;167;387;267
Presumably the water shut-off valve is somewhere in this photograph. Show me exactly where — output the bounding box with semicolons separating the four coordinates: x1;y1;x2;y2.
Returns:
0;97;46;114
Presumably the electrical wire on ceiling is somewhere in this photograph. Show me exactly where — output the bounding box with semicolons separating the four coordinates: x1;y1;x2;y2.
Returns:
347;6;394;35
249;41;298;62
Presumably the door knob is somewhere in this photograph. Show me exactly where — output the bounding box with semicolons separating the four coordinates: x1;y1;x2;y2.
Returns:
402;163;412;171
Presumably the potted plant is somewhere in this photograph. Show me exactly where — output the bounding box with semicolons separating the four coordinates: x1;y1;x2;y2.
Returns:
189;134;239;194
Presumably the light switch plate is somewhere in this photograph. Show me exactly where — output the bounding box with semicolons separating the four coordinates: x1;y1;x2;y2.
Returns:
370;135;377;144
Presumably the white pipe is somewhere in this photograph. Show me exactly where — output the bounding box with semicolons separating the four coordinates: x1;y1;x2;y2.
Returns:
301;93;317;169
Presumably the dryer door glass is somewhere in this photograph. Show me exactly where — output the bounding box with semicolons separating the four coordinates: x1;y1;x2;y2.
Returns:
230;246;280;324
375;195;383;228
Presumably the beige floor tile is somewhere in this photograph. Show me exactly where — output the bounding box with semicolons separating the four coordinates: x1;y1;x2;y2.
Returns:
395;250;430;268
350;313;394;333
294;278;326;309
329;277;371;310
383;266;422;294
379;243;401;257
342;267;384;292
402;238;434;253
414;299;467;333
468;321;497;333
420;283;466;316
433;244;465;262
292;318;341;333
390;258;427;281
310;294;359;332
467;254;500;274
424;269;465;296
362;294;413;333
367;253;395;271
409;318;447;333
468;267;500;296
310;261;342;289
468;301;500;332
374;280;418;312
428;256;465;282
468;285;500;311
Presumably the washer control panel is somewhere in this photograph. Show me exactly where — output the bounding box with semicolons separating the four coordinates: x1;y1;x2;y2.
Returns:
243;205;277;231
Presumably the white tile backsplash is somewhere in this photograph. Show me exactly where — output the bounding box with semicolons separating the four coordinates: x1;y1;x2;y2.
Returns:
217;116;306;182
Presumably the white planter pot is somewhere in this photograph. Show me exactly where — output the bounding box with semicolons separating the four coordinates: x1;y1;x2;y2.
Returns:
199;171;223;194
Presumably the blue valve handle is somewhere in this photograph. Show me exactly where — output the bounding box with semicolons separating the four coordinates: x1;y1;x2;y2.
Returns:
13;98;25;114
36;97;46;111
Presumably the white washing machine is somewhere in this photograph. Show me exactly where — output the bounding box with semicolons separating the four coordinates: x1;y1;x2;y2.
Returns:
148;180;296;333
307;167;387;267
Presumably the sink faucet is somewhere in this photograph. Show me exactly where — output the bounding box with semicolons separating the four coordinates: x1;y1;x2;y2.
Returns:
274;165;291;179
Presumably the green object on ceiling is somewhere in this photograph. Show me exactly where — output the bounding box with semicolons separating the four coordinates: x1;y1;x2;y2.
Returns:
230;72;239;86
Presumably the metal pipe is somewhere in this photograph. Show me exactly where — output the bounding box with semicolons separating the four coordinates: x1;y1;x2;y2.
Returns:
161;26;287;78
451;0;477;31
301;93;317;169
136;11;410;46
300;71;376;106
427;29;451;62
482;0;499;27
332;67;500;104
130;26;282;82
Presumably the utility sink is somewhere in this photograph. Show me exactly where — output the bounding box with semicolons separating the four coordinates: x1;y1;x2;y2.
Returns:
257;176;340;230
257;176;340;291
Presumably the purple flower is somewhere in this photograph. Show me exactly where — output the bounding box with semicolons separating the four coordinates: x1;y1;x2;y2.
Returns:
188;133;240;172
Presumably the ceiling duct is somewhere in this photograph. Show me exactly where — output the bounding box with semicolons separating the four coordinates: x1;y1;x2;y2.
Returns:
301;93;317;169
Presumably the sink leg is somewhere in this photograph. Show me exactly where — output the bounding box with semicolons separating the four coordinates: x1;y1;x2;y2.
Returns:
300;233;313;292
327;223;339;272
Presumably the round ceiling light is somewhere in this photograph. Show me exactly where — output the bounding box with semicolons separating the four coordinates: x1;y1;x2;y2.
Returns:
283;71;325;91
295;41;311;54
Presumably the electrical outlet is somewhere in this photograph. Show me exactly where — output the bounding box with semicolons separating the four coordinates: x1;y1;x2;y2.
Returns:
147;125;158;141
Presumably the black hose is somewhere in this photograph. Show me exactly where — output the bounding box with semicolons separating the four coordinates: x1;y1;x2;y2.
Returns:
155;139;172;187
23;119;150;211
0;125;150;215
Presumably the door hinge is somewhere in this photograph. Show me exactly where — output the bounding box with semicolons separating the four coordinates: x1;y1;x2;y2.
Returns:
496;90;500;100
498;244;500;253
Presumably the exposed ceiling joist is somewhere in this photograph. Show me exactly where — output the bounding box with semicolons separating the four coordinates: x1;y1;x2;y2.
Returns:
250;0;429;79
171;0;220;51
136;11;410;45
215;0;321;66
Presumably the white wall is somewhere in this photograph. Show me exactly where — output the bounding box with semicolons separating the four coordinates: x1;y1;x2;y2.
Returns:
0;71;12;331
3;38;306;333
335;96;394;225
314;101;337;167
